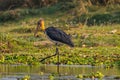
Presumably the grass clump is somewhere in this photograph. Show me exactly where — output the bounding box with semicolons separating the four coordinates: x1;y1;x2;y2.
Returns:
10;27;34;33
87;13;112;25
0;33;37;53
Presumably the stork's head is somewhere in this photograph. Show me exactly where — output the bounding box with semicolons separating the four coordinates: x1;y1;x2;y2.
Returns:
34;18;45;37
37;18;45;31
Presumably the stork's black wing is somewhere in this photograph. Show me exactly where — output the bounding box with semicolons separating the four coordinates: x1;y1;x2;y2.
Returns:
45;27;74;47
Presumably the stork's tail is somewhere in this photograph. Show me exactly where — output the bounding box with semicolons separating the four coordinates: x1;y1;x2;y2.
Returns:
68;42;74;47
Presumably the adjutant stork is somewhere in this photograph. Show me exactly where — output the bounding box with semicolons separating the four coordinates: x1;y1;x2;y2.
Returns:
34;18;74;74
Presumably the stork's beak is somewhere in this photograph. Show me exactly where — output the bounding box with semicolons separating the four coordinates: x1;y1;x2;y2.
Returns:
34;23;40;37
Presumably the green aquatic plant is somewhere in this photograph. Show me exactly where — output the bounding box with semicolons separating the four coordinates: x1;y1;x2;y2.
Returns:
88;71;104;79
0;54;5;63
39;71;44;75
76;74;83;79
22;75;30;80
94;71;104;79
76;71;104;79
49;74;54;80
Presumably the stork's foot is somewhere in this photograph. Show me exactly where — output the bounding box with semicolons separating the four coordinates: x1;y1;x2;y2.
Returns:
53;53;57;56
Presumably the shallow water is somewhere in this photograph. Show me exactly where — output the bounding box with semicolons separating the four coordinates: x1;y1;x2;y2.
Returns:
0;64;120;80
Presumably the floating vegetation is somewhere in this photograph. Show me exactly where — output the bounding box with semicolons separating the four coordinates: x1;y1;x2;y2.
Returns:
76;74;83;79
49;74;55;80
76;71;104;79
0;54;5;63
39;72;44;76
22;75;30;80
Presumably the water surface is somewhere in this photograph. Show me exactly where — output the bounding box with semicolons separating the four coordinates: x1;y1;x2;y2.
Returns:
0;64;120;80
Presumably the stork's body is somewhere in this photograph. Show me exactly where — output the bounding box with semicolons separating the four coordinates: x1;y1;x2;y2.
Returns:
34;18;74;75
45;26;74;47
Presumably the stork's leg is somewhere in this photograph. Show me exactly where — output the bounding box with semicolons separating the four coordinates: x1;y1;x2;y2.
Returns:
56;43;60;76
